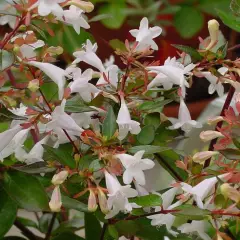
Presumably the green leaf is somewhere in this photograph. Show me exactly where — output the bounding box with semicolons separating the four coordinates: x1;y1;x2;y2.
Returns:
231;0;240;16
0;188;17;238
2;237;27;240
52;231;84;240
216;41;228;59
173;205;211;220
144;113;161;130
130;194;162;207
233;137;240;149
16;217;38;229
108;225;119;239
172;44;203;61
217;9;240;32
137;125;155;144
99;2;126;29
115;220;139;236
65;95;94;113
89;14;112;23
102;106;117;140
219;148;240;160
13;162;56;174
0;105;27;122
174;6;204;38
3;171;49;211
109;39;126;51
0;50;14;71
84;213;102;240
128;145;169;155
198;0;231;16
43;145;76;169
62;195;89;213
39;213;59;234
138;99;172;112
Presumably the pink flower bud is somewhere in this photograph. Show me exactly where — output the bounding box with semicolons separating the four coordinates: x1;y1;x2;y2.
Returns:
193;151;219;164
200;130;224;142
49;186;62;212
88;189;98;212
220;183;240;203
68;0;94;12
52;171;69;186
207;116;224;125
97;188;109;214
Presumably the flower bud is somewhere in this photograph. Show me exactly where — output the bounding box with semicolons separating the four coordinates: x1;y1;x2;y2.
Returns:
220;183;240;203
88;189;98;212
193;151;219;164
206;19;220;50
49;186;62;212
52;170;69;186
200;130;224;142
68;0;94;13
28;79;39;92
97;188;109;214
46;46;63;55
207;116;224;125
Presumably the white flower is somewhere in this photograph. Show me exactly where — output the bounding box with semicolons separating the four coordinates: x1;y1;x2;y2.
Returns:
30;0;65;18
200;67;228;97
60;6;90;34
178;220;211;240
147;57;195;98
206;19;220;51
0;128;30;161
147;73;171;90
46;99;84;134
116;150;155;185
9;103;27;117
104;55;115;68
169;98;202;133
73;40;105;72
49;186;62;212
104;171;138;219
28;61;66;100
117;96;141;140
52;170;69;185
52;128;77;148
148;187;181;236
68;68;100;102
129;17;162;51
97;65;119;88
181;173;230;209
0;1;17;29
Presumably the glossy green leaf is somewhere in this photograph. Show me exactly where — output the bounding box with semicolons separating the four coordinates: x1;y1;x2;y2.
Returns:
84;213;102;240
115;220;139;236
52;231;84;240
109;39;126;51
0;50;14;71
13;162;56;174
39;213;59;234
102;106;117;140
3;171;49;211
62;195;89;213
138;99;172;112
137;125;155;145
128;145;169;155
172;44;203;61
198;0;230;16
130;194;162;207
219;148;240;160
108;225;119;239
65;95;94;113
16;217;38;229
230;0;240;16
0;188;17;238
217;9;240;32
43;145;76;169
144;113;161;130
174;7;204;38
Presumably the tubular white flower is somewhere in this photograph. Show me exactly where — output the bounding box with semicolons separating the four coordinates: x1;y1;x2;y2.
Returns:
130;17;162;51
207;116;224;125
169;98;202;133
97;65;119;88
49;186;62;212
52;170;69;186
104;55;115;68
200;130;224;142
193;151;219;164
68;68;100;102
104;171;138;219
0;1;17;29
116;96;141;140
147;72;171;90
28;61;66;100
116;150;155;185
73;40;105;72
206;19;220;51
68;0;94;13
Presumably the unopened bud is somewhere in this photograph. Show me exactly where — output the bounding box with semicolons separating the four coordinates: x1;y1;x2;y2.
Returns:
68;0;94;13
97;188;109;214
206;19;220;50
28;79;39;92
19;25;27;31
193;151;219;164
49;186;62;212
88;189;98;212
52;170;69;186
200;130;224;142
46;46;63;55
13;45;20;53
207;116;224;125
220;183;240;203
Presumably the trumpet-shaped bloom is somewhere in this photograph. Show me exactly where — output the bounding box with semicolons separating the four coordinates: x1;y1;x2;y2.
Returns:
130;17;162;51
46;99;84;134
68;68;100;102
178;220;211;240
193;151;219;164
0;1;17;29
60;6;90;34
117;96;141;140
169;98;202;133
200;130;224;142
104;171;138;219
49;186;62;212
147;73;171;90
97;65;119;88
73;40;105;72
147;57;195;98
28;61;66;100
116;150;155;185
52;170;69;186
104;55;115;68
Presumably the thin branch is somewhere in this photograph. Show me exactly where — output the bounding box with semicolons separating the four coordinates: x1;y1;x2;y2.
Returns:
228;44;240;52
45;213;57;240
100;223;108;240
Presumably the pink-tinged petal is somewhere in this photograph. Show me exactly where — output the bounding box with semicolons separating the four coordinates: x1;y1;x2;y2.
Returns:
49;186;62;212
